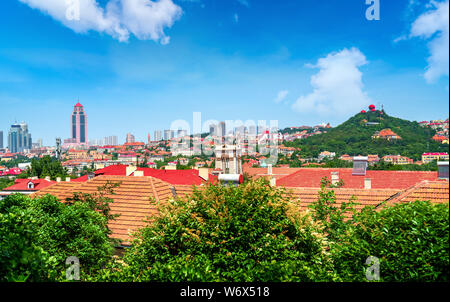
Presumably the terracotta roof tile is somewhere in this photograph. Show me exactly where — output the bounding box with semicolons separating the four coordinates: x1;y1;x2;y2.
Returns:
277;168;439;189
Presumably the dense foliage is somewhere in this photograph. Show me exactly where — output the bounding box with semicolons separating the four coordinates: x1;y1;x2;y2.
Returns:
0;178;14;190
18;155;68;180
95;178;449;282
284;111;448;160
0;183;118;281
104;179;338;281
331;201;449;281
0;178;448;282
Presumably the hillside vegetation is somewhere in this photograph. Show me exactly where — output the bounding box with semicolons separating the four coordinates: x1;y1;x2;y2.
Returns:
284;110;448;160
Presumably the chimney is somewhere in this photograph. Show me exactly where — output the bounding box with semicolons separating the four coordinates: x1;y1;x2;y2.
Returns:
134;170;144;177
31;176;38;180
353;156;368;176
199;168;209;181
437;161;449;180
65;177;71;182
331;171;339;185
270;177;276;186
56;177;61;182
268;164;273;175
126;165;137;176
45;176;51;181
364;178;372;189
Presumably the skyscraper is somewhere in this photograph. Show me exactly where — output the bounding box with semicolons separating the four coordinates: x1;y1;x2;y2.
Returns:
164;130;172;141
71;102;87;144
104;136;118;146
126;133;135;143
154;130;162;141
0;131;3;149
219;121;226;137
8;122;32;153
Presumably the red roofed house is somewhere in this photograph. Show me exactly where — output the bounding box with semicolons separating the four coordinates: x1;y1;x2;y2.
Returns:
422;152;450;164
432;134;449;143
0;178;56;200
372;128;402;141
71;164;218;186
382;155;414;165
276;168;441;190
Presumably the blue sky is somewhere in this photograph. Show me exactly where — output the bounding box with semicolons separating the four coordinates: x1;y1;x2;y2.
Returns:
0;0;449;145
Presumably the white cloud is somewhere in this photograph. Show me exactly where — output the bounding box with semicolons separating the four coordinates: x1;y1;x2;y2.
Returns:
18;0;182;44
292;48;372;116
236;0;249;7
409;0;449;83
274;90;288;103
233;13;239;23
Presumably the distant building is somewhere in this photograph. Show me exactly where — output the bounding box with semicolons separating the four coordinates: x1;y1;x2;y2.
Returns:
318;151;336;161
219;122;226;137
71;102;87;144
164;130;172;141
0;131;3;149
372;128;402;141
214;144;242;175
422;152;449;164
126;133;135;144
8;121;32;153
382;155;414;165
104;136;118;146
154;130;162;141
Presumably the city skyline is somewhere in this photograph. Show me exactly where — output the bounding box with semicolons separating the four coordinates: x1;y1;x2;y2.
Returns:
1;0;449;146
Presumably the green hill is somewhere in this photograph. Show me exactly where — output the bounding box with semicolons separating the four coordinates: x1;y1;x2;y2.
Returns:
284;110;449;161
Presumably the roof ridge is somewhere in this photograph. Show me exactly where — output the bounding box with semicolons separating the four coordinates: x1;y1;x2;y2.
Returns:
380;180;431;207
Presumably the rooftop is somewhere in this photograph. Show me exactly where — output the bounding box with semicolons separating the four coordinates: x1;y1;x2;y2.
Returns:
276;168;440;189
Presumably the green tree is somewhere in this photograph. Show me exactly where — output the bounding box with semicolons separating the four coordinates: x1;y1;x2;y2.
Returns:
0;182;119;281
107;179;337;282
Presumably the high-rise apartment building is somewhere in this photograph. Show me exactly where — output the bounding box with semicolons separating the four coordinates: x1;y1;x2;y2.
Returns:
164;130;172;141
126;133;135;143
104;136;118;146
219;121;226;137
71;102;87;143
154;130;162;141
8;122;32;153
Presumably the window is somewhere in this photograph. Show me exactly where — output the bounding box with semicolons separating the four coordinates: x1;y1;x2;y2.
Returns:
27;182;34;189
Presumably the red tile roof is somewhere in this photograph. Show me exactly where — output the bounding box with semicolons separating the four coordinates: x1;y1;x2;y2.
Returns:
243;166;302;180
286;187;401;215
2;178;56;191
276;168;439;189
136;168;217;185
385;180;449;206
71;165;217;186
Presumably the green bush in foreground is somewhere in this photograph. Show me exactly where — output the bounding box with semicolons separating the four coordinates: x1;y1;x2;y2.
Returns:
332;200;449;281
1;178;448;282
0;183;118;281
112;179;338;281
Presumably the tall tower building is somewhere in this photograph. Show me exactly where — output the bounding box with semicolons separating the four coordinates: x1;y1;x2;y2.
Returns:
154;130;162;141
8;122;32;153
0;131;3;149
71;102;87;144
126;133;135;143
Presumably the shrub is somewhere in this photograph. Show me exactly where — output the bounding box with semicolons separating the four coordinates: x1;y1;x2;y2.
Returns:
114;179;338;281
331;200;449;281
0;183;118;281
